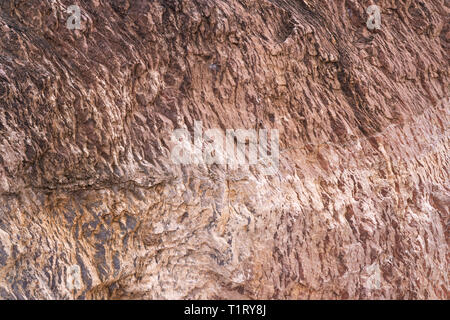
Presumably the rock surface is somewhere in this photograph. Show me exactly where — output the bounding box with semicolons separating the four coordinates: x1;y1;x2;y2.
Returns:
0;0;448;299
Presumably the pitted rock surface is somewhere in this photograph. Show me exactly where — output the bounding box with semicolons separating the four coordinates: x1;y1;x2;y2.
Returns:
0;0;448;299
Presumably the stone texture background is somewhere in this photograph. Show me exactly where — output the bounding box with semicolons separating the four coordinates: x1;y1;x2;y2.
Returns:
0;0;448;299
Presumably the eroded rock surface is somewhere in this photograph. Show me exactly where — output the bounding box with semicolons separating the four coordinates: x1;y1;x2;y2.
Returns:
0;0;448;299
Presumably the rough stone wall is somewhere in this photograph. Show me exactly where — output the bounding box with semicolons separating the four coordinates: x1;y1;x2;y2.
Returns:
0;0;448;299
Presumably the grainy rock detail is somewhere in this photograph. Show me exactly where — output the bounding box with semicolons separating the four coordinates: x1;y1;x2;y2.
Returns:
0;0;448;299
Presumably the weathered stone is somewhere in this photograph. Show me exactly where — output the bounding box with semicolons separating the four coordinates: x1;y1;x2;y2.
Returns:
0;0;448;299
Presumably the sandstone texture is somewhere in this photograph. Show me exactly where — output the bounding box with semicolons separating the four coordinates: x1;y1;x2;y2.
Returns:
0;0;448;299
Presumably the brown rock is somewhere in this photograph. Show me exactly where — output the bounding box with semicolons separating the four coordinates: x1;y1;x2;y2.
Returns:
0;0;448;299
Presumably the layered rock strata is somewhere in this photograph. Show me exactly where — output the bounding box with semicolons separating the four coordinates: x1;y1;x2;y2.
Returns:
0;0;448;299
